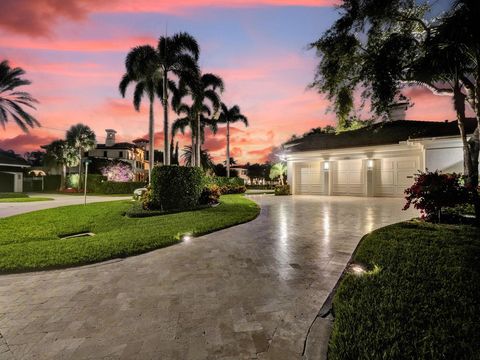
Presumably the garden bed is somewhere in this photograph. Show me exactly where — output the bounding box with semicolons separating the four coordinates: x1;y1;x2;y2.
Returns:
0;194;259;273
328;221;480;360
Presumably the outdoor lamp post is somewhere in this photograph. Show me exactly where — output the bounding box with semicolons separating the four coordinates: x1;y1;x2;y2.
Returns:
83;158;92;205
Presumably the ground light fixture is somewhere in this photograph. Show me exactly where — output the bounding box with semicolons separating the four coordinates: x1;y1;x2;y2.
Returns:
182;233;193;242
349;263;366;275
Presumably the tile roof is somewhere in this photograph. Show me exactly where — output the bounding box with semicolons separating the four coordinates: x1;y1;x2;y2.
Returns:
285;119;478;153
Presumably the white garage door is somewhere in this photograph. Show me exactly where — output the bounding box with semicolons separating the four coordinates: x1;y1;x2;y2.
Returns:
295;161;324;194
374;157;418;197
332;159;365;196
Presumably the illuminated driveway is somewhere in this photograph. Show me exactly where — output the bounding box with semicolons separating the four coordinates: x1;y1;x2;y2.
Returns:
0;195;417;359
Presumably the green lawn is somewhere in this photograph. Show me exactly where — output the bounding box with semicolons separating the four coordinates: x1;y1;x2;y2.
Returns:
0;194;259;273
0;192;29;199
329;221;480;360
0;197;53;203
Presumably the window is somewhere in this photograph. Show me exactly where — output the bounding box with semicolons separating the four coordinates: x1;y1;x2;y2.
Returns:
119;151;124;158
103;151;108;157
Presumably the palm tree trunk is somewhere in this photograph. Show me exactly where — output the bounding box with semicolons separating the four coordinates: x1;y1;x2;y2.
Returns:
196;113;201;167
148;98;154;183
78;148;82;191
61;164;66;191
191;132;196;167
163;72;170;165
226;121;230;178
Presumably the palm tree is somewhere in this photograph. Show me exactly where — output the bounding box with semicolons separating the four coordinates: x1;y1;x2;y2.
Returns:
66;124;96;190
173;72;224;167
42;140;78;190
157;32;200;165
181;145;214;170
0;60;39;132
269;163;287;185
171;101;218;167
119;45;162;182
217;103;248;177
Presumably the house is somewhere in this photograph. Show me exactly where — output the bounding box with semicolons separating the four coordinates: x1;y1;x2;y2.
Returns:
85;129;151;181
0;150;30;192
230;165;249;183
284;118;478;197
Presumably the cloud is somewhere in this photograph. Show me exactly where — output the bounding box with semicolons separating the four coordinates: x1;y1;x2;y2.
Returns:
0;0;337;37
0;133;57;154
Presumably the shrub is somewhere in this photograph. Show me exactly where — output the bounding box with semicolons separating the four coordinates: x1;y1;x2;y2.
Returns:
403;171;469;222
100;162;134;182
43;175;62;191
199;184;221;205
98;181;146;194
219;185;247;194
66;174;106;192
0;193;28;199
206;176;244;187
150;165;205;211
246;184;275;190
274;184;290;196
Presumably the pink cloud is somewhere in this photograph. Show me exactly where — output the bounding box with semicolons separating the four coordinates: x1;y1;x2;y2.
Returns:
0;133;57;154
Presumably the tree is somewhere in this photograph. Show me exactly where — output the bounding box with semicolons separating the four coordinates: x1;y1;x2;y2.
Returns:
120;34;199;169
173;72;224;167
269;163;287;185
42;140;78;190
66;124;96;190
217;103;248;177
181;145;214;170
24;150;45;167
310;0;480;223
0;60;39;132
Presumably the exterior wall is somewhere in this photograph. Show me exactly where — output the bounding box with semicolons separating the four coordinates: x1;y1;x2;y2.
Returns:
420;138;464;174
2;172;23;192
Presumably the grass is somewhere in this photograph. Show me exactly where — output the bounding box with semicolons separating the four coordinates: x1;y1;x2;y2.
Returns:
329;221;480;360
0;192;29;199
0;194;259;273
0;197;53;203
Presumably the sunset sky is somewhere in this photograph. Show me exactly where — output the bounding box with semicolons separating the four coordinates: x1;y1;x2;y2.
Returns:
0;0;462;163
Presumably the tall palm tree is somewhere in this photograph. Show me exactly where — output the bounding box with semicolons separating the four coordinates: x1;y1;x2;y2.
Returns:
171;101;218;167
42;140;78;190
0;60;39;132
173;73;224;167
157;32;200;165
217;103;248;177
119;45;162;182
66;124;96;190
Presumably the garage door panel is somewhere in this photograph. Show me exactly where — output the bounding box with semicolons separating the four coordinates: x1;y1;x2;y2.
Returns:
332;160;365;196
374;157;418;197
295;162;324;194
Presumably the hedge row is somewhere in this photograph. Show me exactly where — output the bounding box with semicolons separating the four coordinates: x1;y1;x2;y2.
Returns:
206;176;244;187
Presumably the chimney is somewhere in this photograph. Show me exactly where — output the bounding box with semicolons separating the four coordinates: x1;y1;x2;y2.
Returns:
388;102;408;121
105;129;117;147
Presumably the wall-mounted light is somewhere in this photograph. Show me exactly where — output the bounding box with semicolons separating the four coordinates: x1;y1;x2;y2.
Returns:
367;159;374;169
323;161;330;171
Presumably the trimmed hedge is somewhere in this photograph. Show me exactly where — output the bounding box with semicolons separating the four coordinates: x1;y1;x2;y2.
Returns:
44;175;62;191
99;181;146;194
0;193;28;199
151;165;205;211
274;184;290;196
207;176;244;187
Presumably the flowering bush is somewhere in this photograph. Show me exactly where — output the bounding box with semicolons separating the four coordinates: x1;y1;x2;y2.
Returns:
403;171;469;222
199;184;221;205
274;184;291;196
101;162;134;182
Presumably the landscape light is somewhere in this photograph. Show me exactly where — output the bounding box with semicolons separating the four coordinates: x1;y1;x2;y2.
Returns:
182;234;193;242
350;264;366;275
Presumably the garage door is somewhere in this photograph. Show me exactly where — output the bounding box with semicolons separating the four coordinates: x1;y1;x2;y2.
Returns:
374;157;418;197
0;172;14;192
332;160;365;196
295;161;324;194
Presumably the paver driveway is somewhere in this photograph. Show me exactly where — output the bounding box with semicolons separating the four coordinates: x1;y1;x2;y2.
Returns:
0;195;417;359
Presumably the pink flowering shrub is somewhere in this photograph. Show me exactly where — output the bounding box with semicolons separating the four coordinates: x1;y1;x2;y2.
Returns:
101;162;134;182
403;171;469;222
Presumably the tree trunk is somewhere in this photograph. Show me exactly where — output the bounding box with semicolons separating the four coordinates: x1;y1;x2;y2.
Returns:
78;148;82;191
196;113;201;167
191;132;196;167
148;98;154;183
226;121;230;178
163;71;170;165
61;164;66;191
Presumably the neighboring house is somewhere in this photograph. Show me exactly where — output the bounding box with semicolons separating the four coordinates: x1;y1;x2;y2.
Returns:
84;129;152;181
230;165;249;184
284;118;478;198
0;150;29;192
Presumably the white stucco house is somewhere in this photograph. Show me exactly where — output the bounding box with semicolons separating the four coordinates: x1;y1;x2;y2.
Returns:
0;150;29;192
284;118;478;198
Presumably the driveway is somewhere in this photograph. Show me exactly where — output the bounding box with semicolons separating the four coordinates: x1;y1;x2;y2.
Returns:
0;194;130;218
0;195;417;359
